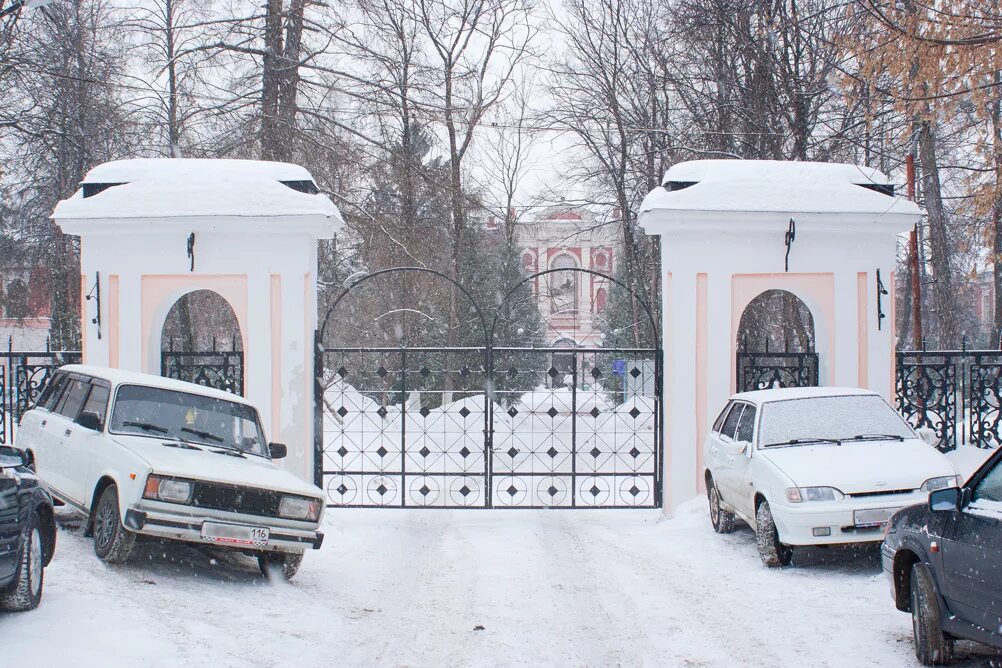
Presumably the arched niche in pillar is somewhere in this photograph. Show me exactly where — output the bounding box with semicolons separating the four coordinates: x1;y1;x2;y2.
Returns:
159;289;245;395
160;289;243;354
736;289;819;392
730;276;833;389
143;276;250;380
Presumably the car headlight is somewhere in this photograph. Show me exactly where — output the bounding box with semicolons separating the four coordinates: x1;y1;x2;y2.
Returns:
279;495;322;521
785;486;844;503
921;476;959;493
143;474;193;504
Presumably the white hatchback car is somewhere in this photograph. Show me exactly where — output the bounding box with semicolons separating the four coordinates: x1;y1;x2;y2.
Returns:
704;387;959;567
16;365;325;579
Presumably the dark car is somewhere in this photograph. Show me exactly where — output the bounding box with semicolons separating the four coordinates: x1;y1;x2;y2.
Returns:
0;446;56;612
882;447;1002;665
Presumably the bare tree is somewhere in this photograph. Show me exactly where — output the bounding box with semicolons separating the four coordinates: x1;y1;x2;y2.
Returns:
0;0;133;347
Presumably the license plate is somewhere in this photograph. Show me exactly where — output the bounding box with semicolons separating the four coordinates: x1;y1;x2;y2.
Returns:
200;522;269;546
854;507;896;528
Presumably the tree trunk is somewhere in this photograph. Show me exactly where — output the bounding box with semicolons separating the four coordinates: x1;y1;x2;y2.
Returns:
260;0;283;159
917;121;957;347
165;0;180;155
275;0;304;160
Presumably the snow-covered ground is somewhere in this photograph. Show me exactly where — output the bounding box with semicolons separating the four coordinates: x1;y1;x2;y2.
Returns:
4;500;998;667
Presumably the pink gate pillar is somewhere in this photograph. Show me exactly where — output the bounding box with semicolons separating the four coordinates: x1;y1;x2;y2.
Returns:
638;160;923;514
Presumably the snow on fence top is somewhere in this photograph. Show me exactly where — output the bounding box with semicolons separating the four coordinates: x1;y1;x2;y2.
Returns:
639;159;923;218
52;158;343;226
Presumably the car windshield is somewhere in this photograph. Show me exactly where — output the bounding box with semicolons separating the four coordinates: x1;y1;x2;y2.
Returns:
758;394;914;447
109;384;268;456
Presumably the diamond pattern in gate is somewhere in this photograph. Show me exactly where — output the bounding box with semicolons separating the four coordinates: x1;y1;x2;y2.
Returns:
319;344;659;508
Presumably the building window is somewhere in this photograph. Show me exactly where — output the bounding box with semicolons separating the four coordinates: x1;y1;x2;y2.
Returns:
594;288;607;313
550;254;578;312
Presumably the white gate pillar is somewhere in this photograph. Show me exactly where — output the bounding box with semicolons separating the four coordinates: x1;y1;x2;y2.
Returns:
53;159;343;484
639;160;922;514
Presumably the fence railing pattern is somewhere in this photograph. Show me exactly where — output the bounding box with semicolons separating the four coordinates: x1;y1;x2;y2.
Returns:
736;351;819;392
896;349;1002;451
0;348;82;444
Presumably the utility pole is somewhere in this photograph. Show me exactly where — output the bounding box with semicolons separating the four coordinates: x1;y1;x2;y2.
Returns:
907;153;923;349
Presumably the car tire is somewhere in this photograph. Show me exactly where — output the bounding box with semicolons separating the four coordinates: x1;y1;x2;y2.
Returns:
92;485;136;564
910;562;953;666
0;513;44;612
707;480;736;534
258;552;304;581
755;501;793;568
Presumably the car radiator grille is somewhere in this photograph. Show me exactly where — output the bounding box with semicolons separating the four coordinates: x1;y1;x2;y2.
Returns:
848;489;913;498
191;483;282;517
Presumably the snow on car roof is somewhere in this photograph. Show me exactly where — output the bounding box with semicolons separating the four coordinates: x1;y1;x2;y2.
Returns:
733;386;878;405
59;364;254;405
639;159;923;217
52;158;343;226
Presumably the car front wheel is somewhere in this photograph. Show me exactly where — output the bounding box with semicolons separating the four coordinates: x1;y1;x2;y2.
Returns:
92;485;136;564
0;514;44;612
258;551;304;581
755;501;793;567
707;479;736;534
910;562;953;665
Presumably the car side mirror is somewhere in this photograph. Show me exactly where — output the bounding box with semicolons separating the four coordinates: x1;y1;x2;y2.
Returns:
76;410;103;431
929;486;961;513
916;427;937;446
737;441;752;456
268;442;287;459
0;445;29;469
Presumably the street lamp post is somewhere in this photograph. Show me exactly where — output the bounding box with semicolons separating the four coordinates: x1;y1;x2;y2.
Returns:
0;0;55;20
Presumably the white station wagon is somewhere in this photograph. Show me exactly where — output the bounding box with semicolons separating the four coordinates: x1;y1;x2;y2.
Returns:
15;365;325;579
704;387;959;567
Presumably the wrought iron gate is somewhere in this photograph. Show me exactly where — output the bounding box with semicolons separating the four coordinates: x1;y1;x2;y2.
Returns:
315;267;662;509
1;345;81;444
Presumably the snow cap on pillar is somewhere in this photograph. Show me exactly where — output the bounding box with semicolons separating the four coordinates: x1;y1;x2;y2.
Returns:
53;158;343;235
639;159;922;229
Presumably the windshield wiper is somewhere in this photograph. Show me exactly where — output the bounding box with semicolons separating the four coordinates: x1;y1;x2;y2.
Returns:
762;437;842;448
122;420;169;434
163;439;202;451
208;447;246;458
180;427;224;443
843;433;906;443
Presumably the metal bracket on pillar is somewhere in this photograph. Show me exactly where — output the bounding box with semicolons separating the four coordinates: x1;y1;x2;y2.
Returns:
784;218;796;272
85;271;101;340
876;269;888;330
186;232;196;272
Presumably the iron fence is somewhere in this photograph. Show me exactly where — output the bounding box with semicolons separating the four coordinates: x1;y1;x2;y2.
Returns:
0;343;81;444
161;348;244;396
896;346;1002;451
736;337;819;392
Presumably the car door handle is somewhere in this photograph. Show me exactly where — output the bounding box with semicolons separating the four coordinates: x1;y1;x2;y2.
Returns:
41;420;47;427
64;429;72;437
